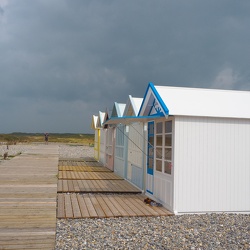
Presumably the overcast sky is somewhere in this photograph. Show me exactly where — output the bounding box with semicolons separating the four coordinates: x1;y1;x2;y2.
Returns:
1;0;250;134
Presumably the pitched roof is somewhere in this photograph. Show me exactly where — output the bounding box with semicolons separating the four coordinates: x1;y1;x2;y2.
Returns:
111;102;126;118
123;95;143;117
139;82;250;119
96;111;106;128
90;115;98;129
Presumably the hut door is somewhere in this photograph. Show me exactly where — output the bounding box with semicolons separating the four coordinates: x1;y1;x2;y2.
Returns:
105;127;114;171
146;121;154;194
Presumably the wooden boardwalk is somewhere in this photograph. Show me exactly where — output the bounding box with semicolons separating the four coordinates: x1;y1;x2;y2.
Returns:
57;158;173;219
57;193;172;219
57;179;142;193
0;145;58;250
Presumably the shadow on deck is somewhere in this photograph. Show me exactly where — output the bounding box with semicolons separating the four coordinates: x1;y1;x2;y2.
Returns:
57;158;173;219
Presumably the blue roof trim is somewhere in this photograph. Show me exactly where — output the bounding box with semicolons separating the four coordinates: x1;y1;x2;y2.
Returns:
138;82;153;116
150;83;169;116
138;82;169;117
149;99;155;116
104;114;164;125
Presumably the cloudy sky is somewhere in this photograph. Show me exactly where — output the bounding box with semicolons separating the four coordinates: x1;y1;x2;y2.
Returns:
1;0;250;134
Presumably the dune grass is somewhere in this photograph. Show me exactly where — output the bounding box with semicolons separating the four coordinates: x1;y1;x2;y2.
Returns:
0;133;94;145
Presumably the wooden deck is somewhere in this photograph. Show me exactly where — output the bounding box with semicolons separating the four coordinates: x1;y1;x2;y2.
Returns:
57;158;173;219
57;179;142;193
57;193;172;219
0;145;59;250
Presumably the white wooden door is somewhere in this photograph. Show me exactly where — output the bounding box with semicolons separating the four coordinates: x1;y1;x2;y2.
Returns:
127;123;144;188
146;121;154;194
105;127;115;171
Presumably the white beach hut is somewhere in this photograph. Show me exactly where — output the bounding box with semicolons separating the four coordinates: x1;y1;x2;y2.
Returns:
90;115;99;160
138;82;250;214
106;96;145;189
112;96;144;182
110;102;126;177
105;103;126;171
96;111;106;164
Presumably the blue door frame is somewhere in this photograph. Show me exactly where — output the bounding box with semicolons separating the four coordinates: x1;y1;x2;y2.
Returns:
146;121;154;194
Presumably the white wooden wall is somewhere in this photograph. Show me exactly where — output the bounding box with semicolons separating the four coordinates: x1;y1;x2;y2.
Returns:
174;116;250;213
94;129;99;160
114;124;126;178
127;122;144;189
99;129;106;165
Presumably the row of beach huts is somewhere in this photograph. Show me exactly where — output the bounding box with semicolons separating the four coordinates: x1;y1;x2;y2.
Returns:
91;82;250;214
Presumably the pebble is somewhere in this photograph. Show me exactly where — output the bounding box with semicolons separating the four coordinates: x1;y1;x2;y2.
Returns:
58;144;94;159
1;144;249;249
0;144;39;161
56;214;250;250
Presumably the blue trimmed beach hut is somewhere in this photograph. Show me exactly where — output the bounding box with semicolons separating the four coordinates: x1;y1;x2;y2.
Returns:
138;82;250;214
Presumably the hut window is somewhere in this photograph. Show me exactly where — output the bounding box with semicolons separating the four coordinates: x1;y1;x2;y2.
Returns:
165;148;172;161
164;161;172;175
156;135;162;146
165;134;172;146
164;120;172;175
156;122;163;133
165;121;172;133
156;122;163;172
156;159;162;171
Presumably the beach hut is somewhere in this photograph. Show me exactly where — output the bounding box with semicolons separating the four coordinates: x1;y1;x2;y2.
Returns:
90;115;100;160
105;103;126;171
96;111;107;164
110;102;126;177
106;96;145;189
138;82;250;213
124;96;144;189
103;106;115;171
112;96;144;182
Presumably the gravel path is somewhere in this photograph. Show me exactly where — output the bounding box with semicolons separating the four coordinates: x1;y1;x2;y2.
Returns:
56;214;249;250
1;144;249;249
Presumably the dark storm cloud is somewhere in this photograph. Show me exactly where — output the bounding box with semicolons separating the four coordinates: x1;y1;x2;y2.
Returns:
0;0;250;133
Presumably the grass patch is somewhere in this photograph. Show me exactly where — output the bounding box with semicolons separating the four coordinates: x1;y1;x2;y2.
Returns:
0;133;94;145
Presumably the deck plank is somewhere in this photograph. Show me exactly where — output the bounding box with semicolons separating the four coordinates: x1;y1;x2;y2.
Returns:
0;145;58;249
57;194;65;218
89;195;106;218
57;159;173;219
95;195;114;217
57;179;142;193
64;194;73;218
70;193;82;218
100;194;121;217
57;193;173;219
76;194;89;218
83;195;98;218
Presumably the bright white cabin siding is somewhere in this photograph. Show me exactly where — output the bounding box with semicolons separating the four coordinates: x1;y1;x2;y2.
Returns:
99;129;106;165
174;116;250;213
127;122;144;189
94;129;99;160
114;124;126;178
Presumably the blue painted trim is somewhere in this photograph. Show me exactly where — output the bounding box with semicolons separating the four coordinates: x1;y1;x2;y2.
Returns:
147;168;153;175
147;121;154;176
104;114;163;125
146;190;153;195
149;99;155;116
150;83;169;116
138;82;154;116
138;82;169;117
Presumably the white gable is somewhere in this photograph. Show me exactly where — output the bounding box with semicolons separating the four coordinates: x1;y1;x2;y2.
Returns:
111;102;126;117
123;95;143;116
96;111;106;128
91;115;98;129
